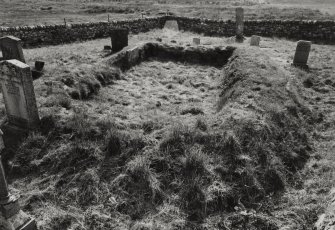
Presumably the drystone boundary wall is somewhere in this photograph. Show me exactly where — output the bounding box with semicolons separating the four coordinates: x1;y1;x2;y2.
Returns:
0;17;166;47
168;16;335;44
0;16;334;48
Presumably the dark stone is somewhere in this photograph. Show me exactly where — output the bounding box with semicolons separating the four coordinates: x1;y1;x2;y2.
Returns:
31;69;43;80
35;61;44;71
110;29;129;53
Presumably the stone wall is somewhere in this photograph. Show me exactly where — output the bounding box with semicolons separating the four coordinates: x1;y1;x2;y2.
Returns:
0;17;166;47
0;16;334;48
169;16;335;44
107;42;236;70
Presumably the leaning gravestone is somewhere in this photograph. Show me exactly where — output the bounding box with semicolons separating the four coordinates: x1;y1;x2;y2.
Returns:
164;20;179;31
0;36;25;63
235;7;244;43
193;38;200;45
0;60;39;129
250;35;261;46
110;29;129;53
293;40;312;68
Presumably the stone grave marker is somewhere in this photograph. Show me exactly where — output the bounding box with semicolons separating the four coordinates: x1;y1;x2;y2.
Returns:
250;35;261;46
0;130;3;152
34;61;44;71
110;29;129;53
32;61;45;80
0;60;39;129
193;38;200;45
164;20;179;31
293;40;312;68
0;36;25;63
235;7;244;42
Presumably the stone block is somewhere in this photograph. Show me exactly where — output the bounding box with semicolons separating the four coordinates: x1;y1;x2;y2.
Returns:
0;36;25;63
34;61;44;71
110;29;129;53
293;40;312;68
0;196;20;219
193;38;200;45
164;20;179;31
235;8;244;42
250;35;261;46
0;60;40;129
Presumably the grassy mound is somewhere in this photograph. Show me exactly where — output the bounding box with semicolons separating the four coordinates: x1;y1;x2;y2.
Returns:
5;47;316;229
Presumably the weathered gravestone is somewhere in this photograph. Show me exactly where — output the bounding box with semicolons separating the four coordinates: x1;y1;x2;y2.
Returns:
293;40;312;68
164;20;179;31
0;60;39;129
110;29;129;53
193;38;200;45
235;7;244;43
0;36;25;63
0;130;3;152
250;35;261;46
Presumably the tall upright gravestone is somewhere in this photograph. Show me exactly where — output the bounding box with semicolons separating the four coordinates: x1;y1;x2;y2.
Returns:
110;29;129;53
0;36;25;63
235;7;244;43
0;60;39;129
293;40;311;69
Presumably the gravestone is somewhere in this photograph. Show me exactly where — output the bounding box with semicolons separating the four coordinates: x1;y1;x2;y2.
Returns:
250;35;261;46
164;20;179;31
0;130;3;152
0;60;39;129
0;36;25;63
235;7;244;43
110;29;129;53
32;61;45;80
193;38;200;45
293;40;311;68
34;61;44;71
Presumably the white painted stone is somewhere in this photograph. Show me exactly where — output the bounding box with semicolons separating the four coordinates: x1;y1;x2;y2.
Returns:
164;20;179;31
250;35;261;46
193;38;200;45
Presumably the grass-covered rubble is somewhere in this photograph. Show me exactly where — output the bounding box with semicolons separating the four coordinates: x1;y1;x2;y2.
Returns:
1;39;320;229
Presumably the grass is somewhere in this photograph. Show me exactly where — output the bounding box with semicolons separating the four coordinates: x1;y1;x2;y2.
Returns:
0;0;334;26
0;29;335;229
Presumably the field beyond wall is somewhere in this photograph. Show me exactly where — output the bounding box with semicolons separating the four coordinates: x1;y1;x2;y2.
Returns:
0;0;334;27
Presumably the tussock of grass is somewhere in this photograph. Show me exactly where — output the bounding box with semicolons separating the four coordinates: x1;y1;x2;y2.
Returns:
111;155;163;219
44;93;72;109
181;107;204;115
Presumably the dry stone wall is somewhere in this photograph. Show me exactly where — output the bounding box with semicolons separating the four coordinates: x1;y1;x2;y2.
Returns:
0;16;334;48
0;17;166;47
169;16;335;44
